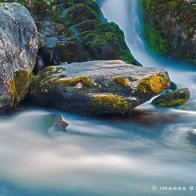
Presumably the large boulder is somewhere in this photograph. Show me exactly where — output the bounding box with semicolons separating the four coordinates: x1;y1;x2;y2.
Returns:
29;60;170;115
0;3;38;112
141;0;196;65
2;0;138;67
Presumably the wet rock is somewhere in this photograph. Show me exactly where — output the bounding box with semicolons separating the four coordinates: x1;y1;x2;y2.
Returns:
152;88;190;107
3;0;139;66
141;0;196;64
0;3;38;112
170;81;177;90
29;60;170;115
45;113;69;132
53;114;69;130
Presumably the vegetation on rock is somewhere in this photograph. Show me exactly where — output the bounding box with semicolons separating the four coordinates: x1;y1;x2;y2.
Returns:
92;94;132;115
152;88;190;106
2;0;138;65
141;0;196;64
137;74;170;94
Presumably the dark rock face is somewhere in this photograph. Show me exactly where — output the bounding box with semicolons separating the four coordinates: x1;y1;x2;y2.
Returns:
0;3;38;112
152;88;190;107
3;0;138;67
141;0;196;65
28;60;170;115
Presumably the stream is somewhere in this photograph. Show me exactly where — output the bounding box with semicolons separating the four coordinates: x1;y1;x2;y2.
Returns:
0;0;195;195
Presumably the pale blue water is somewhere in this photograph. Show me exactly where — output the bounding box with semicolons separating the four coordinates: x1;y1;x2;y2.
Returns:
0;1;195;196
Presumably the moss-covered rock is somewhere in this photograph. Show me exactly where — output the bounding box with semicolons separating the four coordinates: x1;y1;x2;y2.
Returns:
152;88;190;106
91;94;132;115
13;70;32;104
113;76;129;87
28;60;170;115
3;0;138;66
141;0;196;65
0;3;38;112
137;74;170;94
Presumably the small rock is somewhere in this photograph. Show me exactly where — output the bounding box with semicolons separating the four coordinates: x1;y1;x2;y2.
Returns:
54;114;69;130
152;88;190;107
45;113;69;131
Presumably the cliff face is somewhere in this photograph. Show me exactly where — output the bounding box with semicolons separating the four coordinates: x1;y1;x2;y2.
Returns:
141;0;196;65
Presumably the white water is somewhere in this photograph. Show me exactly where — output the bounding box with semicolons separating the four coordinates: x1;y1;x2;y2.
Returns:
0;1;196;196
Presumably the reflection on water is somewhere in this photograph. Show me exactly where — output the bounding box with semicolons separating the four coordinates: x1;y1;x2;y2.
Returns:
0;0;195;195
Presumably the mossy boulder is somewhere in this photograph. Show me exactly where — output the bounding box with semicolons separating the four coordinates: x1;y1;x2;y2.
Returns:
0;3;38;112
28;60;170;115
141;0;196;65
2;0;138;66
152;88;190;107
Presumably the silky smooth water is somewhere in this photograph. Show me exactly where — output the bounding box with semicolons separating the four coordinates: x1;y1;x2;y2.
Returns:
0;1;195;196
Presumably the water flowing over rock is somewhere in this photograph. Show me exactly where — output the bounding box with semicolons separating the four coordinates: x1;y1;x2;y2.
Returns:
0;3;38;112
29;60;170;115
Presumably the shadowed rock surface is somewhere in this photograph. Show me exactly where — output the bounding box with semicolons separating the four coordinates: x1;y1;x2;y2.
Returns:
0;3;38;112
2;0;138;67
141;0;196;65
29;60;170;115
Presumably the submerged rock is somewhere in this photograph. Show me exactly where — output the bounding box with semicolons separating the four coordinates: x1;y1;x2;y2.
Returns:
0;3;38;112
3;0;138;66
152;88;190;107
28;60;170;115
45;113;69;131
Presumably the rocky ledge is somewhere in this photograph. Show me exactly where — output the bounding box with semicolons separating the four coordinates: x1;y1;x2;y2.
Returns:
29;60;170;115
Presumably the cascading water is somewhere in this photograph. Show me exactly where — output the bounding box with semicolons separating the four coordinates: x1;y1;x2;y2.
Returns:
0;1;195;195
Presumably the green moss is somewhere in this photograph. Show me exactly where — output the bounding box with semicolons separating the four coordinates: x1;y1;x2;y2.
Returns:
54;76;93;87
144;24;169;54
67;4;99;25
167;1;178;9
9;70;32;106
113;76;129;87
13;70;32;104
2;0;138;65
141;0;196;64
153;97;188;106
137;74;170;94
152;88;190;106
92;94;132;115
80;21;137;64
39;66;55;74
9;79;15;107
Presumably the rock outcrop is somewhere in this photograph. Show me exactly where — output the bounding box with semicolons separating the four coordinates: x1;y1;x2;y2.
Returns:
0;3;38;112
2;0;138;67
152;88;190;107
141;0;196;65
29;60;170;115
